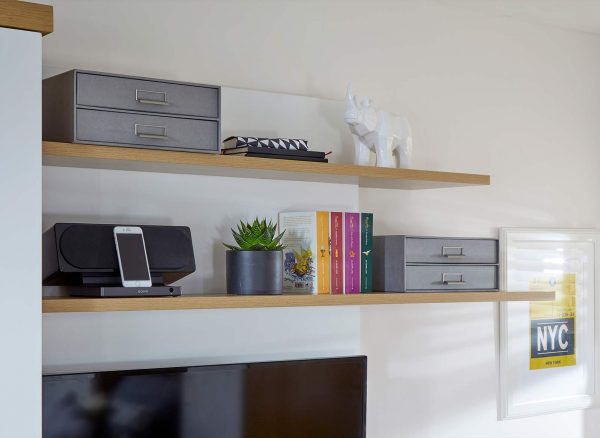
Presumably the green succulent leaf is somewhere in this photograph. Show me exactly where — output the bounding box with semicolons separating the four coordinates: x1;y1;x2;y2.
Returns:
250;218;261;236
223;218;287;251
266;231;286;250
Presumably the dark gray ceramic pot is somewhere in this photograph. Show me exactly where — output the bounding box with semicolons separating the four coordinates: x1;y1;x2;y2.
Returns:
226;250;283;295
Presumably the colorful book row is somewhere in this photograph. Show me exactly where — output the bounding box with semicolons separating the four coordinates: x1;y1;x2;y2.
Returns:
278;211;373;295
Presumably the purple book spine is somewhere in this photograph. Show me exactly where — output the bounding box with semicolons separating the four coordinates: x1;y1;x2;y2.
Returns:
344;213;360;294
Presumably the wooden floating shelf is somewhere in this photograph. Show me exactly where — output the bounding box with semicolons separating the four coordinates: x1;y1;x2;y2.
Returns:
0;1;53;35
42;141;490;190
42;291;555;313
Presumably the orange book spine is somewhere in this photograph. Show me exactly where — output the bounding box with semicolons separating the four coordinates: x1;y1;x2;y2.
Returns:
316;211;330;294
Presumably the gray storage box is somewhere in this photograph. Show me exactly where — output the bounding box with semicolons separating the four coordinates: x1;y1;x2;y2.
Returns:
404;237;498;264
373;235;499;292
43;70;221;153
405;265;498;291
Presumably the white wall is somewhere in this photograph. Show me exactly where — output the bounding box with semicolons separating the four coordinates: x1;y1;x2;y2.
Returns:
0;28;42;438
41;1;600;437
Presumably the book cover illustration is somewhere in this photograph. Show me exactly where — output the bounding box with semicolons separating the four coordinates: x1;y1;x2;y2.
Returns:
279;212;328;294
344;212;360;294
360;213;373;293
330;212;344;294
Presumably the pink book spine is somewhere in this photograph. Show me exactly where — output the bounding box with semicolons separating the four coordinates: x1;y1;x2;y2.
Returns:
330;212;344;294
344;212;360;294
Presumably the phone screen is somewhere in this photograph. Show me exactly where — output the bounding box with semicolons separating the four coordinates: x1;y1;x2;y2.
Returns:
116;233;151;281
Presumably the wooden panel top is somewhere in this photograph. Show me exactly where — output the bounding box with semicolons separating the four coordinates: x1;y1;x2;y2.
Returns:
0;1;53;35
42;142;491;190
42;291;555;313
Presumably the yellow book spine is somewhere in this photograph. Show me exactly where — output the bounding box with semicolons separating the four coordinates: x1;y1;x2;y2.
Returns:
316;211;330;294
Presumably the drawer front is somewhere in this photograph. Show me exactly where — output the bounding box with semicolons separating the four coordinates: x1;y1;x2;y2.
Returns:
405;238;498;264
76;73;219;118
76;109;219;152
406;265;498;291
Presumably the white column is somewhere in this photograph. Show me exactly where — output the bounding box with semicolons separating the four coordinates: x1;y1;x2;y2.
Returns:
0;27;42;438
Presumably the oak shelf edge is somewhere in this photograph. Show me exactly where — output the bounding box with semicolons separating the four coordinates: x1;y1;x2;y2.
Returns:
42;291;555;313
42;141;490;189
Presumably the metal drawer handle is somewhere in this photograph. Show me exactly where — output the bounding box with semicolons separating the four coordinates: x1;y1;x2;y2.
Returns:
134;123;168;140
135;89;169;106
442;246;466;258
442;273;466;285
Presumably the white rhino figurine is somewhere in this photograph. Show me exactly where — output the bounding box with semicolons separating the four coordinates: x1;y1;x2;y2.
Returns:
344;85;413;168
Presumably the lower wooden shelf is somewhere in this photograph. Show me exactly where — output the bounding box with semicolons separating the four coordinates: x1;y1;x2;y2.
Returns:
42;291;555;313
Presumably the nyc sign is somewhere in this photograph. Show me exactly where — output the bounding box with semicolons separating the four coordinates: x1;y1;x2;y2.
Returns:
530;317;575;370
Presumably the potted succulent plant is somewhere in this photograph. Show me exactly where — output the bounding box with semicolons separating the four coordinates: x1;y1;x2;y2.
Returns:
224;218;286;295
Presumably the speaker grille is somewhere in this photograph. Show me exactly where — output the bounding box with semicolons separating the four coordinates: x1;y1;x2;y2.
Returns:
145;227;191;270
60;225;116;269
59;224;193;271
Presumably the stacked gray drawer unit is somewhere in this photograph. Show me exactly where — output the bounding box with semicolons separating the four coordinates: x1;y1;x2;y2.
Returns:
43;70;220;152
373;236;499;292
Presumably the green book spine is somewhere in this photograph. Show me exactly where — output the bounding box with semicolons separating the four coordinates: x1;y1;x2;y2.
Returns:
360;213;373;293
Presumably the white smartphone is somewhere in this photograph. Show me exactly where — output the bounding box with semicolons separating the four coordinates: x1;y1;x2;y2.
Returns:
113;226;152;288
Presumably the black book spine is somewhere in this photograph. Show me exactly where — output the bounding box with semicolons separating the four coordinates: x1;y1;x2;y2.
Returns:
232;146;325;159
245;153;328;163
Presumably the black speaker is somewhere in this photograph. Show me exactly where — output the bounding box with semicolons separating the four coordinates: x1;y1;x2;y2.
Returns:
43;223;196;286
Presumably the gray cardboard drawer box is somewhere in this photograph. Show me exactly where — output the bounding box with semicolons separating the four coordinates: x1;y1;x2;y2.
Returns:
405;265;498;291
373;235;499;292
43;70;221;152
77;109;219;152
76;72;219;118
405;236;498;264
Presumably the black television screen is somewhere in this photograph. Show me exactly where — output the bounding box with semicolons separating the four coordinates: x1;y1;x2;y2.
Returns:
43;356;366;438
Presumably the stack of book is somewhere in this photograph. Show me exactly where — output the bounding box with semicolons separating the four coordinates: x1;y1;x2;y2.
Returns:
278;211;374;295
222;136;328;163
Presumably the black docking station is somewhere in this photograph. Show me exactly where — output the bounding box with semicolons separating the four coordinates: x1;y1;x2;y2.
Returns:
69;286;182;298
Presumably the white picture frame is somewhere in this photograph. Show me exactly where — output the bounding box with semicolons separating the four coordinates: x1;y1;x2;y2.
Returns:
498;228;599;419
